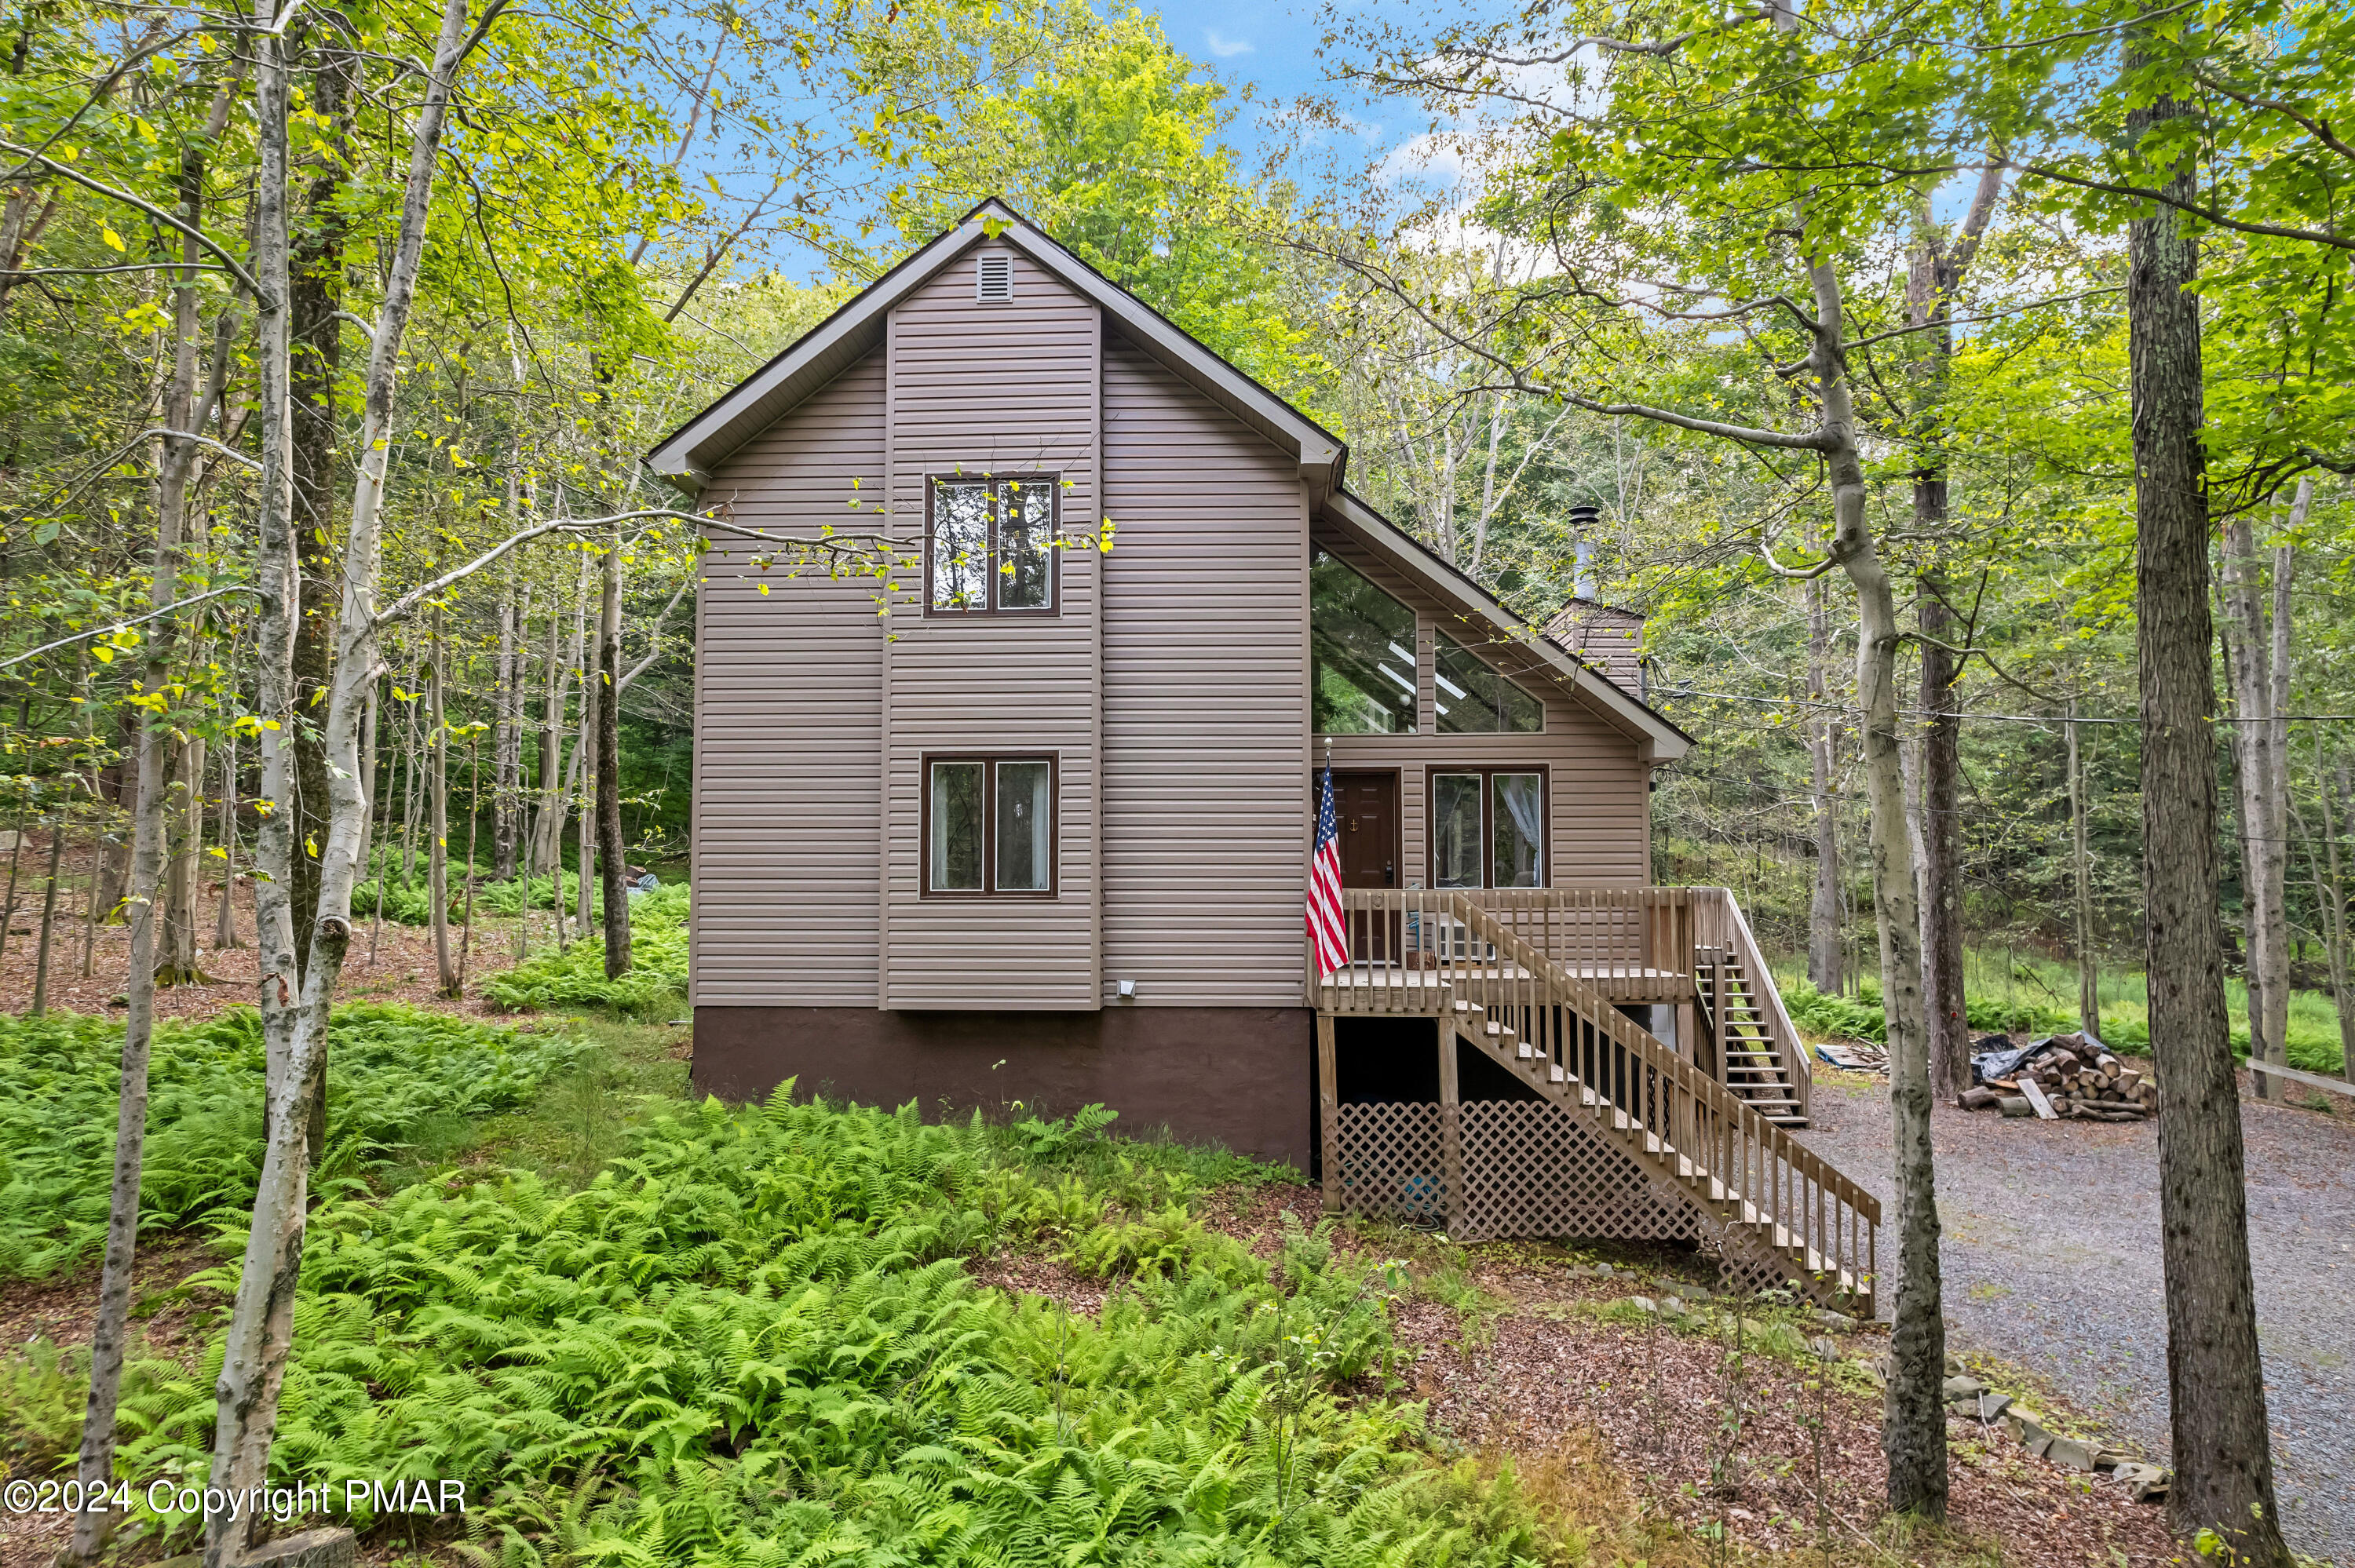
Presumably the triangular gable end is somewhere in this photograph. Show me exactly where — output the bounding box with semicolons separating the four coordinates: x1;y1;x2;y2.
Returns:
646;199;1342;498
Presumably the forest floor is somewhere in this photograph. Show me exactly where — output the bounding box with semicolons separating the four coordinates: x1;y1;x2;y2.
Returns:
0;839;582;1023
1796;1067;2355;1565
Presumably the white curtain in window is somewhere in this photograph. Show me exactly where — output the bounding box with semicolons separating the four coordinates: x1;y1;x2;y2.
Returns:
1493;773;1543;886
996;760;1052;891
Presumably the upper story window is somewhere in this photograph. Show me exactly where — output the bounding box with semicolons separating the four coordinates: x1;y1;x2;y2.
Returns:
1434;634;1543;734
929;476;1056;614
926;755;1056;895
1311;550;1417;734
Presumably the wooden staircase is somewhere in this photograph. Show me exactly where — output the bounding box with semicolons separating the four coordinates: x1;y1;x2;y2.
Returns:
1696;951;1808;1127
1417;895;1878;1313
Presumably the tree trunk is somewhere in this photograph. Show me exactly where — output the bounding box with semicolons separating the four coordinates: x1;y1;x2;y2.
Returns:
1806;573;1842;994
70;79;223;1549
1806;250;1944;1521
493;577;521;879
356;680;378;881
2068;702;2100;1037
31;787;68;1016
576;614;597;943
203;4;476;1557
1916;572;1969;1097
161;734;203;979
428;608;456;995
2221;515;2285;1098
2124;46;2289;1562
458;732;480;990
596;525;630;977
287;29;349;980
534;583;568;884
214;720;241;949
2322;740;2355;1081
1902;175;1996;1102
2;789;25;978
90;703;135;925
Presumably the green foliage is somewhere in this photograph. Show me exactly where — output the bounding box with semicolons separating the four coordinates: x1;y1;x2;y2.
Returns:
111;1095;1544;1565
1061;1203;1267;1289
0;1005;581;1279
349;876;451;927
0;1338;86;1475
480;884;688;1016
872;5;1331;410
1784;976;2081;1044
1009;1099;1118;1161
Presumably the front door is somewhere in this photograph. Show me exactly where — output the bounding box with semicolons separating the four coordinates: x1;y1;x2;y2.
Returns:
1325;771;1400;963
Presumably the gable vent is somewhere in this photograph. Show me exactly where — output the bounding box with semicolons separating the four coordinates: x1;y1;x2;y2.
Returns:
975;252;1013;302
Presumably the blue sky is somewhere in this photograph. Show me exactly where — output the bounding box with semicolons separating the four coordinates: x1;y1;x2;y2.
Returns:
1137;0;1444;184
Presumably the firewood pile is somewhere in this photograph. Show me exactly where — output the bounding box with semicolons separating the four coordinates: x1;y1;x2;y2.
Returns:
1962;1032;2158;1121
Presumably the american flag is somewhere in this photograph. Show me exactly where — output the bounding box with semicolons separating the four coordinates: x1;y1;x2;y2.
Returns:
1308;764;1349;975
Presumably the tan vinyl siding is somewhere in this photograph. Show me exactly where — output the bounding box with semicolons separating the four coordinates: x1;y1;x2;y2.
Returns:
1100;335;1310;1006
1317;529;1651;888
881;243;1101;1008
692;349;888;1006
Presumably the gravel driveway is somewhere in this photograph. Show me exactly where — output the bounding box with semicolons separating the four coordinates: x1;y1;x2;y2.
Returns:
1795;1073;2355;1565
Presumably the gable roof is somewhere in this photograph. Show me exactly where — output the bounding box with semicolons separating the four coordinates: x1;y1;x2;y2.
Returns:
648;198;1691;762
646;199;1342;496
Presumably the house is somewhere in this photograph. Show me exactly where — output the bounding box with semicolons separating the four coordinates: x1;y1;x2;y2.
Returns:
650;202;1877;1308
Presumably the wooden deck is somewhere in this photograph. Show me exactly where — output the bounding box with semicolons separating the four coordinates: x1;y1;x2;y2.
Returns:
1311;886;1879;1313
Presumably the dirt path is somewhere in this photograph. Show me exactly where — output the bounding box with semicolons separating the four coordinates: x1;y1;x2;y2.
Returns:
1796;1070;2355;1564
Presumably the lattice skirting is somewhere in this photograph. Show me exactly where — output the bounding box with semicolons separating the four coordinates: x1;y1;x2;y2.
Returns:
1334;1102;1446;1223
1334;1098;1699;1244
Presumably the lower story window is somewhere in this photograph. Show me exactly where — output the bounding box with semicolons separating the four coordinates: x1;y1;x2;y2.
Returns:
1429;769;1546;888
927;756;1057;895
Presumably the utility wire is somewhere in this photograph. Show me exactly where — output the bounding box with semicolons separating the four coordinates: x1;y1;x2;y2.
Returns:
1656;684;2355;727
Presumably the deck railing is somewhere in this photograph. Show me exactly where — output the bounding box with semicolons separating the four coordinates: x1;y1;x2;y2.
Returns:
1312;884;1812;1119
1336;888;1875;1304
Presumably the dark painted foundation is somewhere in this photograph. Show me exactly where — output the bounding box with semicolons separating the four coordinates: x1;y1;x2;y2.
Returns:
693;1005;1316;1168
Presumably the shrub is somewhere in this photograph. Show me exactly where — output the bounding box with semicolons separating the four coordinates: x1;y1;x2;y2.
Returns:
0;1004;581;1279
480;883;688;1016
1784;977;2077;1043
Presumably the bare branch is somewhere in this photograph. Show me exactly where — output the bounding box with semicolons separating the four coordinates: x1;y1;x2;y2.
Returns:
2021;162;2352;250
0;585;259;673
0;262;234;281
0;140;268;297
1758;538;1840;579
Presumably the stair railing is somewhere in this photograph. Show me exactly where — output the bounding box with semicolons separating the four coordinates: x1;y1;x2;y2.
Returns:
1689;888;1813;1122
1440;894;1876;1307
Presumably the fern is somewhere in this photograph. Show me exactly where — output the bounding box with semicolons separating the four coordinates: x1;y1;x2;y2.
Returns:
91;1091;1554;1564
481;885;688;1016
0;1005;582;1279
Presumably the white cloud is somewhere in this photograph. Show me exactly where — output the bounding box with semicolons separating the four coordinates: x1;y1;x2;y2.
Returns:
1204;29;1254;57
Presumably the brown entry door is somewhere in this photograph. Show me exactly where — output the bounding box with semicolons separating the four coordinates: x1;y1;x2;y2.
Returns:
1324;771;1401;964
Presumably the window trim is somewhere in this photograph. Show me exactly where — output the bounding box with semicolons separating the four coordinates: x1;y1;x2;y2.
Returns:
1433;632;1546;735
922;472;1062;617
920;753;1061;898
1309;548;1421;735
1424;764;1550;889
